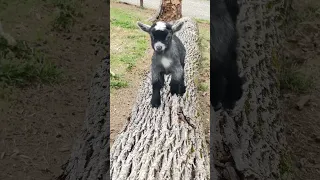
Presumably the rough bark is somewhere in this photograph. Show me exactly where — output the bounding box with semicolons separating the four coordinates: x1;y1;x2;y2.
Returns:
149;0;182;22
110;17;210;180
57;58;110;180
211;0;288;179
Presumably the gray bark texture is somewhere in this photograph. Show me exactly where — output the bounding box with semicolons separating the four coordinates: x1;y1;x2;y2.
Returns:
57;58;110;180
110;17;210;180
211;0;289;179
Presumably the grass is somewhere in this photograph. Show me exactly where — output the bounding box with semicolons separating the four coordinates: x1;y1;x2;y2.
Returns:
279;152;293;179
0;0;9;11
117;34;148;71
280;67;314;94
110;74;128;89
51;0;84;32
278;53;314;94
0;37;61;88
278;1;318;94
110;8;140;29
198;82;208;91
194;18;210;24
196;21;210;93
110;5;151;89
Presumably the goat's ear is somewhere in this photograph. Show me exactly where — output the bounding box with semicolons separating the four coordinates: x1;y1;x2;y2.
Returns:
137;21;151;32
172;21;184;33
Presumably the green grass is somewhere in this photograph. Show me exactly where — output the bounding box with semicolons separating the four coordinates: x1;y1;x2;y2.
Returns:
0;37;61;88
194;18;210;24
198;82;208;91
279;1;318;94
110;33;148;72
110;6;150;89
280;68;314;94
110;74;128;89
278;50;314;94
118;34;147;70
0;0;9;11
51;0;83;32
279;152;293;179
197;21;210;93
110;8;146;29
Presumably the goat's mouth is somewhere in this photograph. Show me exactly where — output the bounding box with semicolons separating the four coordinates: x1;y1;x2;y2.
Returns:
155;49;164;53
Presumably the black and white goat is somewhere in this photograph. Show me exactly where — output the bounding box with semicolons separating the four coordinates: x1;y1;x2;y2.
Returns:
211;0;243;111
137;21;186;108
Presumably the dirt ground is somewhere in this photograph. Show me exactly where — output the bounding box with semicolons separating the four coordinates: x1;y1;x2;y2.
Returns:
109;2;155;147
281;0;320;179
0;0;108;179
110;48;153;147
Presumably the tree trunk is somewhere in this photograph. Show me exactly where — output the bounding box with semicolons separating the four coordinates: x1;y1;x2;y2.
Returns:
140;0;143;8
149;0;182;22
57;58;110;180
211;0;289;179
110;17;210;180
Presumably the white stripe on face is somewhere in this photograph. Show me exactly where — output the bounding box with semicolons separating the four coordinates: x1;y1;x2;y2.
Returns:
154;42;166;51
154;21;166;31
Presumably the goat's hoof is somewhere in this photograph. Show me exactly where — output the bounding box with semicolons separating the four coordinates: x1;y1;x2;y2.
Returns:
178;85;186;95
170;84;186;96
170;85;179;95
222;100;236;110
151;97;161;108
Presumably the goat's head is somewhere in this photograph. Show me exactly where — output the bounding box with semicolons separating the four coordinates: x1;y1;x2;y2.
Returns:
137;21;184;53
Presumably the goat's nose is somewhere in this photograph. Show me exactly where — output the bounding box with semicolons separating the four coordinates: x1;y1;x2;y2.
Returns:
156;46;162;51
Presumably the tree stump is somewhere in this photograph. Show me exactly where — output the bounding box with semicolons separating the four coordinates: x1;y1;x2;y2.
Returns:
211;0;288;179
148;0;182;22
110;17;210;180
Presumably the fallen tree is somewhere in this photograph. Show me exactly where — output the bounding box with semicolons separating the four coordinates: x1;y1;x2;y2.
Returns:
211;0;290;179
57;57;110;180
110;17;210;179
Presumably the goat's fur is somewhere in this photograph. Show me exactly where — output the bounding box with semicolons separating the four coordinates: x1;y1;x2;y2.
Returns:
137;21;186;108
211;0;243;111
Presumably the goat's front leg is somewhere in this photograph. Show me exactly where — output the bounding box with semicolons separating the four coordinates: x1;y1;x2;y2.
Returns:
222;59;243;110
210;69;226;111
151;70;164;108
170;66;186;96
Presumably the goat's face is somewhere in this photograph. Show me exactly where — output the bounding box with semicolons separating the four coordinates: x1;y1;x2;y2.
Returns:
137;21;184;53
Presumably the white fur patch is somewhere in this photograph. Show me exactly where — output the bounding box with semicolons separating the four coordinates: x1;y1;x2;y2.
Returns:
154;21;166;31
161;57;172;69
154;42;166;51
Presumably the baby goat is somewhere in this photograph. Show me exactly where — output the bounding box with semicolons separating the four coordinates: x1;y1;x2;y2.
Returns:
210;0;243;111
137;21;186;108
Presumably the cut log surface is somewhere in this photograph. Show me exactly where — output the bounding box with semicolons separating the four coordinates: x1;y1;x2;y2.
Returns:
211;0;287;179
110;17;210;180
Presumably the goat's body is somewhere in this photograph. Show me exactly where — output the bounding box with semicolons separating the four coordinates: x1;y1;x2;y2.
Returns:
137;20;186;107
225;0;240;22
151;35;186;107
210;0;243;111
152;35;185;74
